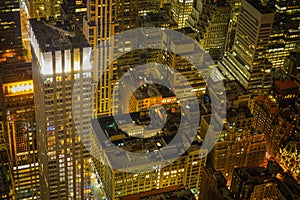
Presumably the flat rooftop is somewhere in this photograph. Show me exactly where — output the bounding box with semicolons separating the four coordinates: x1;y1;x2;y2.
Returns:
140;10;177;28
0;60;32;83
30;18;89;52
133;84;161;100
274;79;299;91
246;0;274;14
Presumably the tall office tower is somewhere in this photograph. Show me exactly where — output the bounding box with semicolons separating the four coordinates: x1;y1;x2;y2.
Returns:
0;60;39;199
168;0;193;28
252;94;278;137
25;0;61;19
185;0;206;30
207;105;266;186
200;2;230;62
218;0;274;93
137;0;161;16
224;0;241;52
115;0;138;32
186;0;231;61
267;0;300;68
83;0;117;116
61;0;87;28
30;19;93;199
0;0;23;62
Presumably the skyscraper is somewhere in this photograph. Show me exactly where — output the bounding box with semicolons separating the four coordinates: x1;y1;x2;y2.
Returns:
267;0;300;68
61;0;87;27
83;0;117;116
186;0;231;61
169;0;193;28
207;106;266;186
230;167;277;199
0;0;23;61
0;59;39;199
30;19;93;199
224;0;241;52
218;0;275;93
25;0;61;19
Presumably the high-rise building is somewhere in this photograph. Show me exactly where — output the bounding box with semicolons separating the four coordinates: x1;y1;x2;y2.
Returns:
267;0;300;68
168;0;193;28
159;28;207;98
0;0;23;61
61;0;87;28
83;0;118;116
224;0;241;52
218;0;275;93
199;1;230;61
92;111;207;199
230;164;300;200
0;59;39;199
186;0;231;61
30;19;93;199
252;79;299;181
207;105;266;186
230;167;277;200
115;0;139;32
137;0;161;16
199;166;234;200
25;0;61;19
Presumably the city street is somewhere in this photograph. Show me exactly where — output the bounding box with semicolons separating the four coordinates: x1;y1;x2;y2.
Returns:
20;0;32;62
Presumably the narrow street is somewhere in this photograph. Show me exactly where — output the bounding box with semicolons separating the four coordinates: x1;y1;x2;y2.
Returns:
20;0;32;62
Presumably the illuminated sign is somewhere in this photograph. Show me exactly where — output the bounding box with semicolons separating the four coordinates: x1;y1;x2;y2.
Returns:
3;80;33;96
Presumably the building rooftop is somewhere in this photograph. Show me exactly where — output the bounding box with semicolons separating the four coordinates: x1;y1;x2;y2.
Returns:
155;84;175;98
133;84;161;100
224;81;249;101
274;79;299;91
205;166;227;188
0;60;32;83
30;18;89;52
139;9;178;28
245;0;274;14
234;167;274;185
92;110;204;170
